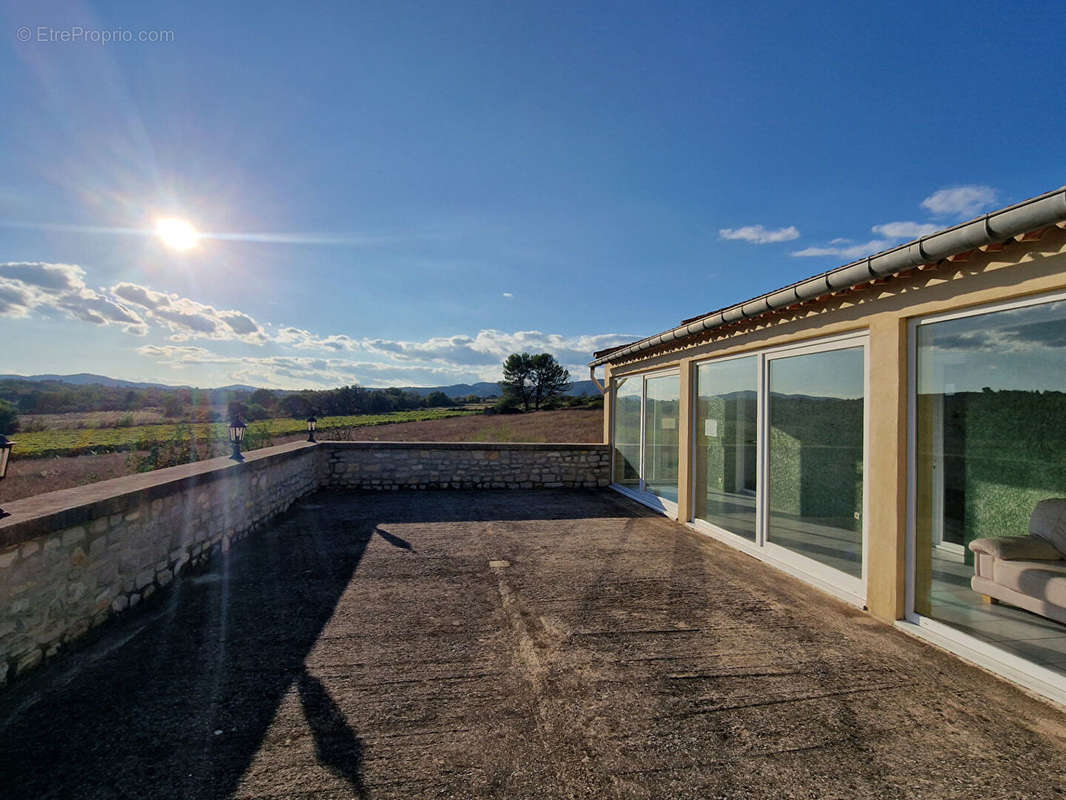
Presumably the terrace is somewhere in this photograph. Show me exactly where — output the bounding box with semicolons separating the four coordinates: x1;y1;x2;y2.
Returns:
2;444;1066;798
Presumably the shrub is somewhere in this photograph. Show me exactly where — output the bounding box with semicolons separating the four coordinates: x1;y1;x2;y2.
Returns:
425;390;453;408
244;403;270;421
489;395;523;415
0;399;19;435
243;423;275;451
162;396;184;418
127;421;200;473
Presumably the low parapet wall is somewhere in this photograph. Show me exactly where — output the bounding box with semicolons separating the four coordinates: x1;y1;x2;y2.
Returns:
321;441;611;490
0;442;322;685
0;440;609;687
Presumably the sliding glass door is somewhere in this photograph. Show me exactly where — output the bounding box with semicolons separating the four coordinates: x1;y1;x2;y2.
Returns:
644;375;681;503
911;294;1066;679
612;377;643;489
611;370;681;512
766;347;865;579
694;356;758;540
691;336;868;601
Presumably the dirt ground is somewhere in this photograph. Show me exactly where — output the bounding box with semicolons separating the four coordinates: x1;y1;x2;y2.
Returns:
3;489;1065;799
0;409;603;502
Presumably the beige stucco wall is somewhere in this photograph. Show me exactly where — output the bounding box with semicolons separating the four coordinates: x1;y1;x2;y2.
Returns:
600;228;1066;622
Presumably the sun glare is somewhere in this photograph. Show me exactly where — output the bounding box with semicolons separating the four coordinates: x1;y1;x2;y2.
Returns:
155;217;200;250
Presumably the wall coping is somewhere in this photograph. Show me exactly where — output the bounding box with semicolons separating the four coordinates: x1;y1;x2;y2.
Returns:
0;440;609;549
321;441;608;452
0;441;318;549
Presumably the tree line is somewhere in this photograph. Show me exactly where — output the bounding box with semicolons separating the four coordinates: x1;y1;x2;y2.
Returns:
235;386;468;421
0;378;475;430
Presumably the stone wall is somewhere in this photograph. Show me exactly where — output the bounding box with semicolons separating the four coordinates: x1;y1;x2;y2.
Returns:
0;442;321;686
322;442;611;490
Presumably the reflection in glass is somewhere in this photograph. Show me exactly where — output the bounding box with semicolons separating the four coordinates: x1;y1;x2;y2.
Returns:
767;348;864;577
644;375;680;502
694;357;757;540
915;300;1066;675
612;377;642;487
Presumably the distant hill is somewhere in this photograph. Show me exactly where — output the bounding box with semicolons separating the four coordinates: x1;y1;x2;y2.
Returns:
0;373;185;390
0;374;601;397
398;379;600;398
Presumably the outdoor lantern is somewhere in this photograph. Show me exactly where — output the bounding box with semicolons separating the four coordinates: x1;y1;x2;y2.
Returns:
306;415;317;443
0;434;13;518
228;419;247;462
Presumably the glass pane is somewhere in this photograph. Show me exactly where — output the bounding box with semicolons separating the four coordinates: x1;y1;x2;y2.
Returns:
694;357;758;539
768;347;864;577
915;300;1066;676
644;375;680;502
612;377;642;487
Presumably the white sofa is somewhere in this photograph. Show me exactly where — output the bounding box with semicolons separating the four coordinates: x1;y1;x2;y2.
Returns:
968;498;1066;626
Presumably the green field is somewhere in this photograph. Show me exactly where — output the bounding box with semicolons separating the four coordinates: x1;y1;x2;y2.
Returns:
13;409;478;458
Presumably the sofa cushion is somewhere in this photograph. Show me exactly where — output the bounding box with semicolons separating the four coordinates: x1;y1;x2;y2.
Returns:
993;559;1066;608
969;535;1063;561
1029;498;1066;555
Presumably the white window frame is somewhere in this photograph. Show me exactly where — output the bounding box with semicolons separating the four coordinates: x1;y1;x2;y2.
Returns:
687;331;870;608
609;366;681;518
901;289;1066;707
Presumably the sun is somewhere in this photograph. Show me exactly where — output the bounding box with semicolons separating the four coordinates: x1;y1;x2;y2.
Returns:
155;217;200;250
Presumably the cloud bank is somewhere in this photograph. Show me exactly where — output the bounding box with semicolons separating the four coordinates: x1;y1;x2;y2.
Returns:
2;261;634;388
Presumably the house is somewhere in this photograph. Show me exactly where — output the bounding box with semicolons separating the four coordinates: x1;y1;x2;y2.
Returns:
590;185;1066;703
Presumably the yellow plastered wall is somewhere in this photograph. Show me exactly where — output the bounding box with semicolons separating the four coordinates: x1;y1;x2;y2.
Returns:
600;230;1066;622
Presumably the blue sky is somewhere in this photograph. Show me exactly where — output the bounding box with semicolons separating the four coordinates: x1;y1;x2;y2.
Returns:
0;1;1063;389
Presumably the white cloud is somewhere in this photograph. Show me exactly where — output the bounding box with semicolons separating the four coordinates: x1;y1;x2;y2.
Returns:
870;221;942;239
921;185;998;218
137;344;508;389
719;224;800;244
791;240;892;259
0;280;41;317
57;289;147;333
0;262;145;333
0;262;85;292
502;292;513;298
136;329;638;388
276;326;358;351
111;281;269;344
360;329;634;372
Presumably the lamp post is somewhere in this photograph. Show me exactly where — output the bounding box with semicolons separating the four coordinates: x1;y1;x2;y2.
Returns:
306;415;317;443
0;434;13;518
228;419;247;462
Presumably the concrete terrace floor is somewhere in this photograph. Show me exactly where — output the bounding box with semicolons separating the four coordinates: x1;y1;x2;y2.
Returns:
3;491;1066;799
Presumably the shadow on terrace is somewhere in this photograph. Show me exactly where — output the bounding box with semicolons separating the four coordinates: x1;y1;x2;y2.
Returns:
0;488;646;799
0;494;375;799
